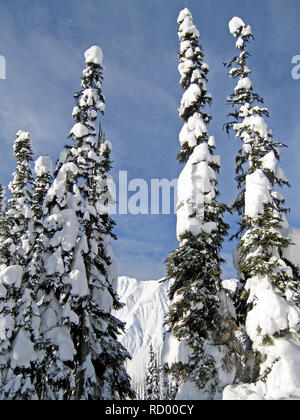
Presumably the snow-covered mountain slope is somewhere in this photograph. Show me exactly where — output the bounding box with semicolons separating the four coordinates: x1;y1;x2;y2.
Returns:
114;276;170;391
115;276;238;397
282;226;300;267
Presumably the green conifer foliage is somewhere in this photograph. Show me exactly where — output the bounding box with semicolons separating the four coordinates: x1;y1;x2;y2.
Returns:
164;9;237;400
41;46;134;400
223;17;300;399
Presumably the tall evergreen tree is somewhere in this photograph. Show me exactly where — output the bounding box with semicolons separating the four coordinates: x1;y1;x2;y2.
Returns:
163;9;238;400
0;185;6;223
145;345;160;400
0;185;6;267
23;156;54;399
0;131;34;267
176;9;211;163
41;46;134;400
223;17;300;400
160;363;180;401
31;156;53;221
0;131;42;400
26;156;53;294
160;363;171;400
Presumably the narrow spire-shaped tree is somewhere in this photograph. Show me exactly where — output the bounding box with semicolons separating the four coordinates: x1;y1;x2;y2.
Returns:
223;17;300;400
27;156;53;293
31;156;53;221
176;8;211;163
0;184;7;268
163;9;238;400
41;46;134;400
0;131;42;400
76;126;134;400
145;345;160;400
25;156;53;399
0;131;34;267
0;185;6;222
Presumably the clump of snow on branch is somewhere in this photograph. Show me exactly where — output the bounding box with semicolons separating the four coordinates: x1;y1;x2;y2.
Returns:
84;45;103;67
176;143;218;240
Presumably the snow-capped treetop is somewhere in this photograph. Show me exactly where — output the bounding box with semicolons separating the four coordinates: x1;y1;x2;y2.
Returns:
177;8;192;24
225;17;289;220
178;8;200;40
2;130;34;266
176;8;212;162
54;46;107;204
15;130;31;145
229;17;245;36
34;156;53;178
228;16;252;41
9;130;33;202
84;45;103;67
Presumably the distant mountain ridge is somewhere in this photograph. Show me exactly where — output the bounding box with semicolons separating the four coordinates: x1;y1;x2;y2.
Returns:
114;276;170;394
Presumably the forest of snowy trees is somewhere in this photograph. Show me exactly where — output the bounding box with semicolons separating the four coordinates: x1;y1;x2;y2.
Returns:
0;8;299;400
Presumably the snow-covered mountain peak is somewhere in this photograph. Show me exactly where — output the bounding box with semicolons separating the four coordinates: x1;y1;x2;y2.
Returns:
115;276;170;393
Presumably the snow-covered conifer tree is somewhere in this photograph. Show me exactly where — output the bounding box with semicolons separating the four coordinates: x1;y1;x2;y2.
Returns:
26;156;53;294
162;9;238;400
145;345;160;400
31;156;53;220
223;17;300;400
0;185;6;222
161;364;171;400
0;131;34;267
0;131;42;400
0;184;6;266
21;156;54;399
176;9;211;163
41;46;134;400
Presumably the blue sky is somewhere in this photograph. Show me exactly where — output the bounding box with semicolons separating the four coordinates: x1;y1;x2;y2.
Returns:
0;0;299;280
